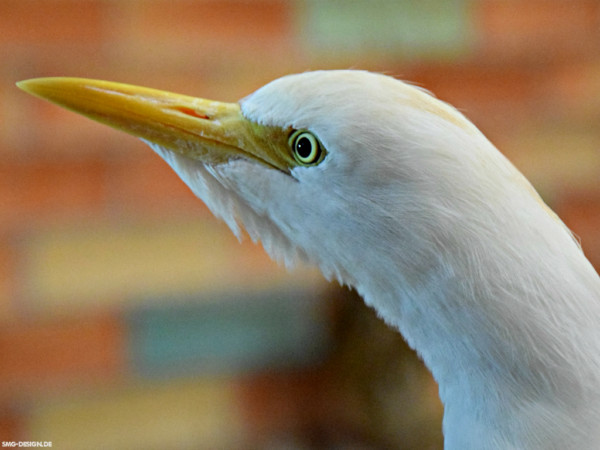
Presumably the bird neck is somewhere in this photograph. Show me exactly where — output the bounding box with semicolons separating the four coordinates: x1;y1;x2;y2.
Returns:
351;201;600;449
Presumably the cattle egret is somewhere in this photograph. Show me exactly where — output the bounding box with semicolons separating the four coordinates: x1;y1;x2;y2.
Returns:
18;71;600;449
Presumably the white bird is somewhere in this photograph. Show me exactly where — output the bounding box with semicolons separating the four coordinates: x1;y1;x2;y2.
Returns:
18;70;600;449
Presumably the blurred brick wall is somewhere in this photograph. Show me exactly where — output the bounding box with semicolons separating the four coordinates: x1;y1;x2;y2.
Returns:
1;0;600;448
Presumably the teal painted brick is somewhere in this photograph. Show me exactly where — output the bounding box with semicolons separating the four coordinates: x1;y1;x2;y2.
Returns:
300;0;472;59
126;289;330;378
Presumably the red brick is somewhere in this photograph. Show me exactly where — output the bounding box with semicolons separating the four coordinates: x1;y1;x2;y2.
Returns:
0;406;25;441
401;63;542;133
132;0;293;47
0;314;125;398
408;63;538;105
0;159;108;231
0;0;107;45
108;151;208;216
0;240;18;322
542;61;600;118
475;0;600;59
236;370;330;438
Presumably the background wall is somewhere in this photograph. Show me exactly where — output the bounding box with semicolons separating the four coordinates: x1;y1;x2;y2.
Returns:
1;1;600;448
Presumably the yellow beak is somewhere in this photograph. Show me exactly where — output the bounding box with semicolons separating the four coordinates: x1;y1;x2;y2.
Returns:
17;77;293;172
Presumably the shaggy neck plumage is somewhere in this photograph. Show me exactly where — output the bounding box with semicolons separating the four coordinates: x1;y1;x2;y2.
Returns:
348;184;600;449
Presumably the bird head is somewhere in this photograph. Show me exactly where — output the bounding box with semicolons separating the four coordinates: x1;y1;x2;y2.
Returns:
19;69;573;330
18;70;511;292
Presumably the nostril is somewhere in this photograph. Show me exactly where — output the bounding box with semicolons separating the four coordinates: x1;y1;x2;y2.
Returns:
171;106;211;120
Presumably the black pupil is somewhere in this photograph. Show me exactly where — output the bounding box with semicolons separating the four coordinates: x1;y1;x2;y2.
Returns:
296;136;313;159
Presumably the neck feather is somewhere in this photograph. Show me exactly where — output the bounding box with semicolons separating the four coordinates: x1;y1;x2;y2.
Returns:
353;194;600;449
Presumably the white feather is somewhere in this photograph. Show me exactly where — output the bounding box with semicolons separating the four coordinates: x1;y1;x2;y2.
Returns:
146;70;600;449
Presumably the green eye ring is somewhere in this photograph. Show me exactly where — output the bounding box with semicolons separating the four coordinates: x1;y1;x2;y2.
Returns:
288;130;323;166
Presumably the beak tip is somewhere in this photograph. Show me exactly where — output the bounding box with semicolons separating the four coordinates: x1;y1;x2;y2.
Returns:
16;77;49;97
16;79;31;92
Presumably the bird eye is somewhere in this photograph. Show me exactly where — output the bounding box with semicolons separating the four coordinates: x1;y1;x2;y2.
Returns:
289;130;323;166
